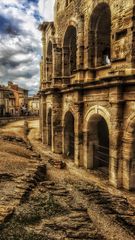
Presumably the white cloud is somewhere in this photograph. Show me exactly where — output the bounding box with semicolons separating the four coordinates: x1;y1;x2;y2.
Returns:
0;0;55;95
38;0;55;21
0;0;43;95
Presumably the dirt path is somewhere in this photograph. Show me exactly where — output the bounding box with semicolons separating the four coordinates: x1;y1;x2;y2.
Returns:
0;119;135;240
0;120;46;232
27;120;135;240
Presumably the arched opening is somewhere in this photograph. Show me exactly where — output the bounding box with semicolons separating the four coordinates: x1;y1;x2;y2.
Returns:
89;3;111;67
47;41;53;81
63;26;77;76
47;108;52;147
88;114;109;174
64;111;75;159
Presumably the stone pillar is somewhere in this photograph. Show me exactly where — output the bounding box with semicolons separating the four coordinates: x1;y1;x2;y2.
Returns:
40;95;47;144
52;93;62;154
46;57;53;82
53;45;62;78
62;47;70;76
39;97;42;138
42;32;47;83
122;136;134;190
109;86;124;188
76;16;84;70
53;45;62;87
40;58;43;89
75;16;84;83
74;102;84;167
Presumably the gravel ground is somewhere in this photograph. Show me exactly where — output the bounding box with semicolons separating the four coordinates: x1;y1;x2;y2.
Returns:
0;119;134;240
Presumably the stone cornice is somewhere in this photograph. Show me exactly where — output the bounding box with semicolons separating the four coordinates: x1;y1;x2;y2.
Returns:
38;21;54;32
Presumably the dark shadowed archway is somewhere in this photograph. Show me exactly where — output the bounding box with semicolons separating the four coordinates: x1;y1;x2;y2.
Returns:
64;111;75;159
63;26;77;76
88;114;109;174
89;3;111;67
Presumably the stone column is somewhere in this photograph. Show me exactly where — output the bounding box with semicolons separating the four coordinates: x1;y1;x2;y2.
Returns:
42;32;47;83
109;86;124;188
76;16;84;69
52;93;62;154
40;95;47;144
53;45;62;86
46;57;53;82
76;16;84;82
122;136;134;190
40;58;43;89
39;96;42;138
74;102;84;167
62;47;70;76
53;45;62;77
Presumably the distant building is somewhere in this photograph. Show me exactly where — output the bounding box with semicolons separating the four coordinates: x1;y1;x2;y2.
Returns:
0;82;29;117
8;82;28;115
0;85;16;116
0;86;5;116
4;89;16;116
28;94;39;115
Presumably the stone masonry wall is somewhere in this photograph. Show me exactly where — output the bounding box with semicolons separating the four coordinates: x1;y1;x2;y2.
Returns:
39;0;135;190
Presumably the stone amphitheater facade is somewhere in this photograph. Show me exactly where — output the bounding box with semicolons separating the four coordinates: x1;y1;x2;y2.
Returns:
39;0;135;190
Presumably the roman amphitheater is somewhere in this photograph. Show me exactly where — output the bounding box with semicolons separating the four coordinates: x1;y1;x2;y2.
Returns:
39;0;135;190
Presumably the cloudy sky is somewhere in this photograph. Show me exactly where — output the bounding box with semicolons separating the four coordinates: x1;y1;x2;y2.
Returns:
0;0;55;95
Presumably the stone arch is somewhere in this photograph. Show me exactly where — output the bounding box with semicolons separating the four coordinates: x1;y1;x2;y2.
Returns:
123;114;135;190
47;108;52;147
84;105;111;132
63;111;75;159
63;25;77;76
88;2;111;67
47;41;53;81
67;18;78;29
83;106;110;174
62;106;76;125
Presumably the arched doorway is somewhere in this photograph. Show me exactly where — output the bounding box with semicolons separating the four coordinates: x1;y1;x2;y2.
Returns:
89;3;111;67
47;41;53;81
64;111;75;159
63;26;77;76
47;108;52;147
88;114;109;174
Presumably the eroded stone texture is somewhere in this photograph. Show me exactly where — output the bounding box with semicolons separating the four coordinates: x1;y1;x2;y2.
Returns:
39;0;135;190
